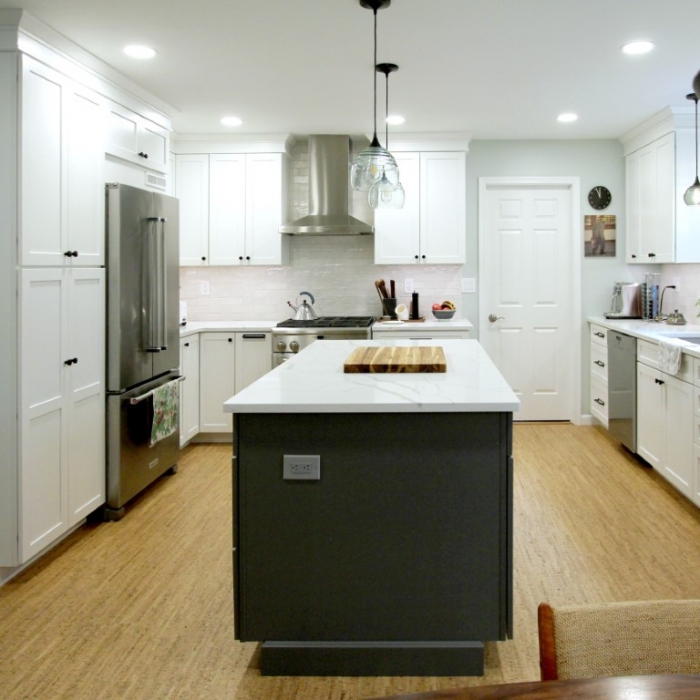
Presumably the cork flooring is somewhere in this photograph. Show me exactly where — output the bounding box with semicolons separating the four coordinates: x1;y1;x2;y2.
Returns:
2;425;700;699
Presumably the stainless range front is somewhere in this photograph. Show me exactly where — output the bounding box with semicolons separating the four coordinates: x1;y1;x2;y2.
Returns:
272;316;373;366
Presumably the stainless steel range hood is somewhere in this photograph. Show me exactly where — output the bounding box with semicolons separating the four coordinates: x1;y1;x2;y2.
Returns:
279;135;374;235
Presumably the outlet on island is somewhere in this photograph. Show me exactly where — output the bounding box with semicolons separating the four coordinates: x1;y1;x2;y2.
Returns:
283;455;321;481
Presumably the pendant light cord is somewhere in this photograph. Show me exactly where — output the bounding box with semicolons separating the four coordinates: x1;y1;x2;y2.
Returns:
695;95;699;180
385;70;389;149
373;8;379;145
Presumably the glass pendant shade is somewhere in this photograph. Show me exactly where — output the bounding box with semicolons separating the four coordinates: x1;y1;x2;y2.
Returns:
351;141;399;191
684;177;700;205
370;174;405;208
685;91;700;207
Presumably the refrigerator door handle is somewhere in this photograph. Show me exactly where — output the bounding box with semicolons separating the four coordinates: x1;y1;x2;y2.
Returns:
145;216;167;352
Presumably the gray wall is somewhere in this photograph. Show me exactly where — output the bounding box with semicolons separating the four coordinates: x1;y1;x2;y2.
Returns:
462;139;660;413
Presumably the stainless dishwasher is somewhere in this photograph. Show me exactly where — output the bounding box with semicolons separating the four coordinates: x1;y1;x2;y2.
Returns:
607;330;637;452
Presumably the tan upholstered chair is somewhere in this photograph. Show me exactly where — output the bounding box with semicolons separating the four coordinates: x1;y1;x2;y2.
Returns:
537;599;700;681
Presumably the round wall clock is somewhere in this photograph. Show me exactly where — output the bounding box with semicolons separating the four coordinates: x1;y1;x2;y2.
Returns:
588;185;612;210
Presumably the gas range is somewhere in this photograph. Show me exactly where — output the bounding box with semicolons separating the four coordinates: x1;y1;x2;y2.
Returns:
272;316;374;365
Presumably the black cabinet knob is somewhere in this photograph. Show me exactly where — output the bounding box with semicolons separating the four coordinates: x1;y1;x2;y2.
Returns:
63;250;79;257
184;342;189;347
414;255;419;259
64;357;78;366
648;253;656;258
228;338;233;342
201;256;206;261
138;151;149;159
421;255;426;259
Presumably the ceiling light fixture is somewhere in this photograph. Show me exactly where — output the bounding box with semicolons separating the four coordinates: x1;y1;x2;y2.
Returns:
557;113;578;123
221;116;243;127
622;41;654;55
350;0;400;193
684;91;700;206
123;44;156;59
369;63;404;209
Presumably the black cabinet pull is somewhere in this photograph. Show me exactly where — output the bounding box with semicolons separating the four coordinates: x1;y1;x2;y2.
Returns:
138;151;149;159
63;250;79;257
594;360;605;367
648;253;656;258
64;357;78;366
655;378;665;385
242;333;266;339
594;398;605;406
595;332;605;338
184;342;189;347
631;254;637;258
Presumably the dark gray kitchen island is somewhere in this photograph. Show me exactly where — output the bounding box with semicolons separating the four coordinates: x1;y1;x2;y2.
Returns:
224;339;519;676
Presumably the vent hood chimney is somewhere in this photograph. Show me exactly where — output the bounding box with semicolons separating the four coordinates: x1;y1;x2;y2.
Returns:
279;135;374;235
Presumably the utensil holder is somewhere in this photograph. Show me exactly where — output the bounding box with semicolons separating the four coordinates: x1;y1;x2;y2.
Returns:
381;297;397;319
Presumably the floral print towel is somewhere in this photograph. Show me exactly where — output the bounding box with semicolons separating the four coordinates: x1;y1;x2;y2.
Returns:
151;379;179;446
658;338;683;375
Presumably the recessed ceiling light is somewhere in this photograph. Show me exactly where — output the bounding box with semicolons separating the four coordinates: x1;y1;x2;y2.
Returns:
386;115;405;126
123;45;156;59
557;113;578;123
221;116;243;127
622;41;654;55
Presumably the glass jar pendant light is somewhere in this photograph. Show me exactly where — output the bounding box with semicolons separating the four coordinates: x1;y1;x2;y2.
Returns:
350;0;400;192
369;63;405;209
684;91;700;206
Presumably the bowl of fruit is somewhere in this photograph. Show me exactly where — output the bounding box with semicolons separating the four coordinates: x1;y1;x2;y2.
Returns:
432;300;456;320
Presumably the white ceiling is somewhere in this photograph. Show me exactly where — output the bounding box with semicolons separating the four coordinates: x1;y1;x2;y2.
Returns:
3;0;700;140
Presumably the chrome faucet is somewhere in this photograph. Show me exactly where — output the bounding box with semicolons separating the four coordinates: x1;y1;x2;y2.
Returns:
654;285;676;321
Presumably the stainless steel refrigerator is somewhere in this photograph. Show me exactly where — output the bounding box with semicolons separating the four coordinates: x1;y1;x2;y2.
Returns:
105;183;181;520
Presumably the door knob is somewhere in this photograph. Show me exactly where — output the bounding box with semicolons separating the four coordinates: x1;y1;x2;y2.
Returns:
488;314;505;322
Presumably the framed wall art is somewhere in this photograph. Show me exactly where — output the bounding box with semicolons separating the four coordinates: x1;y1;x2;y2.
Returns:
584;214;616;257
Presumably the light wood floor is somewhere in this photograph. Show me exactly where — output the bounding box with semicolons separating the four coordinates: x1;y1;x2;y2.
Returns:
2;425;700;700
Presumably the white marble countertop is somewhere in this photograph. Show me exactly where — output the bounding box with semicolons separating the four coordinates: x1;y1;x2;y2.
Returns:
180;318;474;337
223;338;520;414
588;316;700;358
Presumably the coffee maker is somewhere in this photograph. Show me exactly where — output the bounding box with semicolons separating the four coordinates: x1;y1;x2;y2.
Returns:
604;282;642;319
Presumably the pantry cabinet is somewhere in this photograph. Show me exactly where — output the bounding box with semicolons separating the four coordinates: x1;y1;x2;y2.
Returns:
374;151;466;265
176;152;289;267
622;108;700;263
21;55;105;267
20;268;105;561
179;335;200;446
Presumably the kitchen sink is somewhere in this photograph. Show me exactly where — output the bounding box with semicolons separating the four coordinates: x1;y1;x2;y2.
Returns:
654;333;700;345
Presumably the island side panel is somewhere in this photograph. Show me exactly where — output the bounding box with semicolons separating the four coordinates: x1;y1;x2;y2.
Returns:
234;411;512;646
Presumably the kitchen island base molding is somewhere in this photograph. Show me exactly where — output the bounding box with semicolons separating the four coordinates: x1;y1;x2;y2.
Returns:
260;640;484;677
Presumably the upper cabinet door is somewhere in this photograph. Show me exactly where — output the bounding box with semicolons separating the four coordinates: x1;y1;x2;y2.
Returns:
176;154;210;265
419;151;466;264
373;152;421;265
21;57;63;266
245;153;288;265
21;56;105;267
209;153;246;265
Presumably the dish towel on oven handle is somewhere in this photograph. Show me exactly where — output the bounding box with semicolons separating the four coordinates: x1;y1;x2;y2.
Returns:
658;338;684;375
151;378;179;446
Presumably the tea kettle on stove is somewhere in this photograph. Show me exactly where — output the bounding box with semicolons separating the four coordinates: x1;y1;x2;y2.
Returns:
287;291;318;321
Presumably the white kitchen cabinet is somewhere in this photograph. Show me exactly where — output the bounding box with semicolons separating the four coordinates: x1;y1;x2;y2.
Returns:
106;99;169;174
637;356;694;500
374;151;466;265
691;364;700;508
179;335;200;446
589;323;609;427
176;152;289;267
177;154;210;265
235;332;272;392
199;332;236;433
623;106;700;263
21;55;105;267
20;267;105;562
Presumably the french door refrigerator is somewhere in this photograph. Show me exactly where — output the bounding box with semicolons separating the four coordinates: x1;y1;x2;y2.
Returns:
105;183;181;520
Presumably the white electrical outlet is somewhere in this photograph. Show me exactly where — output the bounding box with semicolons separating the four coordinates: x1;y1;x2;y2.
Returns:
461;278;476;293
404;278;414;294
200;280;210;296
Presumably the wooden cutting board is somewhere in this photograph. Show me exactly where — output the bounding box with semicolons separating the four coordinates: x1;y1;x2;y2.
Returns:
343;346;447;373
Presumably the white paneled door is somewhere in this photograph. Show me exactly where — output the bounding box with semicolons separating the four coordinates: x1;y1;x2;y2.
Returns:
479;179;579;421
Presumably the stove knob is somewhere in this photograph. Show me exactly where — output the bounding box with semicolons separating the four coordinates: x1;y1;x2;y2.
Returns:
290;340;300;353
276;340;286;352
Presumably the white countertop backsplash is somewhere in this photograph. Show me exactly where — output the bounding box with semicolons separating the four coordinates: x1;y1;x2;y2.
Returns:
223;338;519;414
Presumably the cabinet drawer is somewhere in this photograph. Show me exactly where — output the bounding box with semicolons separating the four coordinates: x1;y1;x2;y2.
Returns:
637;339;693;382
590;323;608;347
590;376;608;426
590;343;608;382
